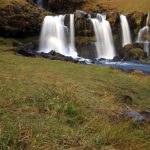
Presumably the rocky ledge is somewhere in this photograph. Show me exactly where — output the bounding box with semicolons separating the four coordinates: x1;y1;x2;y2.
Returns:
0;0;52;37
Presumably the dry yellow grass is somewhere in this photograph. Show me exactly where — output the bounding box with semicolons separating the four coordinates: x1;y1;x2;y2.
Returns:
0;0;27;8
84;0;150;12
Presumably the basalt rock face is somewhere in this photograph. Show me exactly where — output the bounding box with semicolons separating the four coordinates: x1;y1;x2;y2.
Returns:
47;0;86;14
33;0;86;13
64;10;149;59
127;12;147;40
106;11;122;54
74;11;96;59
0;0;51;37
64;10;96;59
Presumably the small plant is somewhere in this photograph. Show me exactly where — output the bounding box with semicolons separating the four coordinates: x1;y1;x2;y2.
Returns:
64;101;85;125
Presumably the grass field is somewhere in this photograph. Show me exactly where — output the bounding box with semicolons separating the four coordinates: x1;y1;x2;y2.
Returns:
0;39;150;149
84;0;150;12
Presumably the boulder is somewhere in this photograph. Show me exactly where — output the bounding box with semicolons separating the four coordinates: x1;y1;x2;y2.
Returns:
120;44;147;61
40;51;78;63
16;42;38;57
123;109;150;123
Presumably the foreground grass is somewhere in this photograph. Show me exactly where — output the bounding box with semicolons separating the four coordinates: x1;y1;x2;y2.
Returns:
0;47;150;149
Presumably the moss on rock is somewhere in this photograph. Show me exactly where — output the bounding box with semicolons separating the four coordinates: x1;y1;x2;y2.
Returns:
0;0;52;37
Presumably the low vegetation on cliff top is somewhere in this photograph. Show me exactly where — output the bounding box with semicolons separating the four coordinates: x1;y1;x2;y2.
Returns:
83;0;150;12
1;0;150;12
0;0;27;8
0;39;150;149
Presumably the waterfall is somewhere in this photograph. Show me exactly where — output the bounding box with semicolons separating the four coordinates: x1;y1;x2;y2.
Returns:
91;14;116;59
37;0;43;8
69;14;77;57
120;14;132;47
137;14;149;42
137;14;150;57
146;14;149;26
137;26;149;42
144;41;150;57
38;15;69;55
38;15;78;57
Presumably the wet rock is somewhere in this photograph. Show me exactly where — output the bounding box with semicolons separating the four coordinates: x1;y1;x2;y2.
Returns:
17;50;36;57
76;40;97;60
40;51;78;63
123;109;150;123
112;55;121;62
16;48;79;63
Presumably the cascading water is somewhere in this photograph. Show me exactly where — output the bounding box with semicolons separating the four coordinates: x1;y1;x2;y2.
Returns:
69;14;77;57
137;14;150;57
91;14;116;59
144;41;150;56
38;15;78;57
120;14;132;46
38;15;69;55
37;0;43;8
137;26;149;42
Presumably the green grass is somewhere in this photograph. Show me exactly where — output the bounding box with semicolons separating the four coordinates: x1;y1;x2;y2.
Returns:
0;40;150;149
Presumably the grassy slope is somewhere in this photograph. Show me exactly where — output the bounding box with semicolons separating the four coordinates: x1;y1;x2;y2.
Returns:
83;0;150;12
0;40;150;149
1;0;150;12
0;0;27;8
